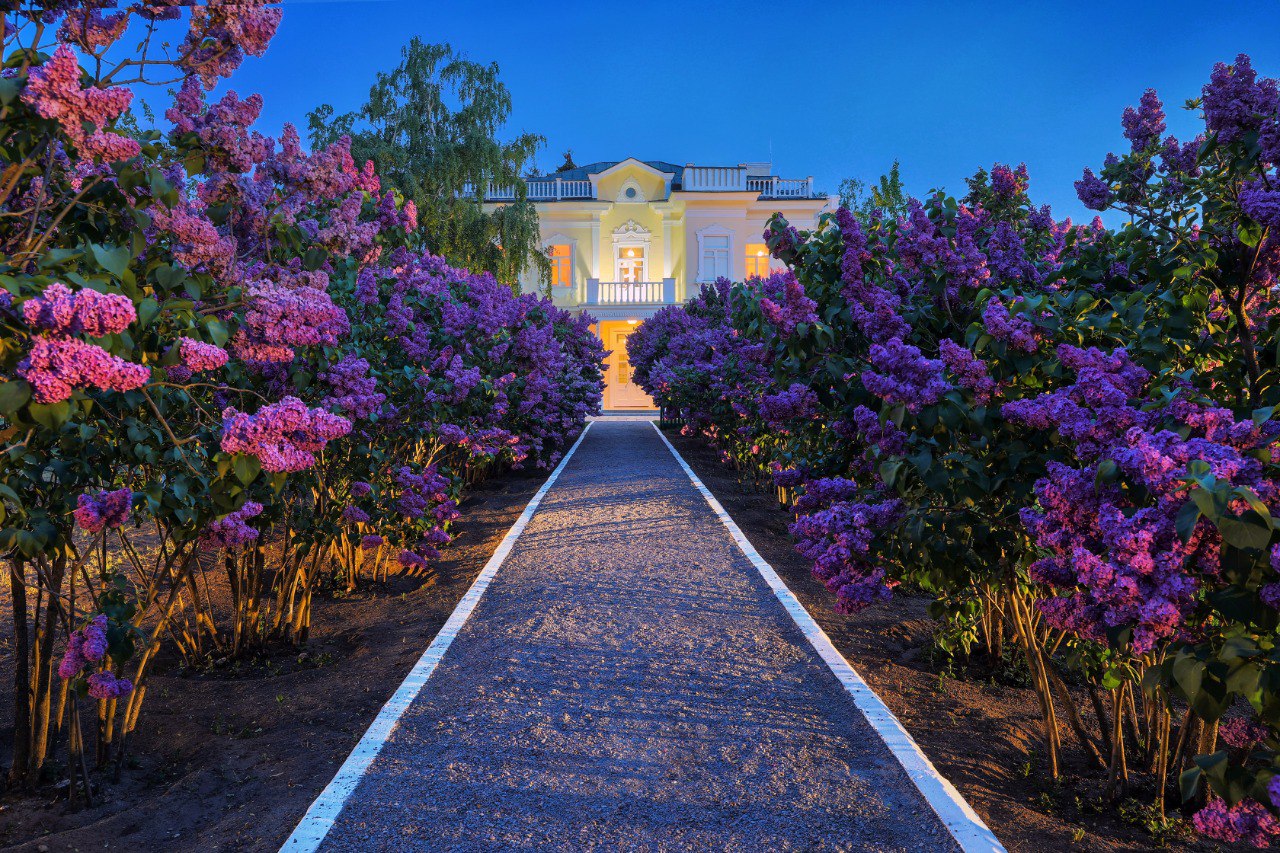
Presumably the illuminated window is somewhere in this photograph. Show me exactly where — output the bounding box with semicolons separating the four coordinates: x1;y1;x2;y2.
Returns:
745;243;769;279
617;245;646;282
549;244;572;287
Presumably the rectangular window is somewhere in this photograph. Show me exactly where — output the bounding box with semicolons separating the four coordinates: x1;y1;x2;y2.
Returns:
745;243;769;279
549;244;572;287
701;235;729;281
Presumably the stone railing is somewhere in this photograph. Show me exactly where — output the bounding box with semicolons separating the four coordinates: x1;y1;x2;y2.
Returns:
469;179;595;201
746;176;816;198
586;279;676;306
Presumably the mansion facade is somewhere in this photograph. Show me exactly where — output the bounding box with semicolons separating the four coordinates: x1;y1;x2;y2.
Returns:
480;158;833;410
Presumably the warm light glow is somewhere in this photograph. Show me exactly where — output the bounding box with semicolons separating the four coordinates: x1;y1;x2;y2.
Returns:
549;243;571;287
626;319;638;325
626;248;636;257
745;243;769;278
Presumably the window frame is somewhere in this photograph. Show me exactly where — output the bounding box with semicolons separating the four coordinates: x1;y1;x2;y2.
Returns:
695;225;734;282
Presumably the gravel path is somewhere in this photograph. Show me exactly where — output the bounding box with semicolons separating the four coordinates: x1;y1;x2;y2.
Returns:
316;421;961;852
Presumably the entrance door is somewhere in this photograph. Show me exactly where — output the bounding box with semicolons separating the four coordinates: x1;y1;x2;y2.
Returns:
604;324;655;410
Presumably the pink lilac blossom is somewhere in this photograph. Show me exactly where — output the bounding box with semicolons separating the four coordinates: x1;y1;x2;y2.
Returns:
73;488;132;533
220;397;351;472
19;336;150;403
237;280;349;363
87;671;133;700
22;283;134;337
21;45;140;161
1220;717;1271;748
200;501;263;549
58;7;129;50
1192;798;1280;848
179;338;229;373
180;4;282;88
58;615;109;680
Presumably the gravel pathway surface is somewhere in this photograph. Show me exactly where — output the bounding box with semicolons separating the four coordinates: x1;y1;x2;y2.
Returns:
316;421;961;852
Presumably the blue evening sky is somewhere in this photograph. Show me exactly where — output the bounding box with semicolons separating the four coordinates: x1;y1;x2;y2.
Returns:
210;0;1275;222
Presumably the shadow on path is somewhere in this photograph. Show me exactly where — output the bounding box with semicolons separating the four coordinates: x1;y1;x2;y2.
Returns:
318;422;959;853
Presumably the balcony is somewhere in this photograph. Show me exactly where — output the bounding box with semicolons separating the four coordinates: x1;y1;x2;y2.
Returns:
585;278;676;306
481;178;594;201
471;167;820;202
683;166;817;198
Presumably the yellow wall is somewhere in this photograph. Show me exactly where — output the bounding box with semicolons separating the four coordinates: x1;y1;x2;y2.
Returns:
504;160;831;303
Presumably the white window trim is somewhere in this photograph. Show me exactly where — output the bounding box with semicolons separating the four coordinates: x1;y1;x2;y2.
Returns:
611;220;652;282
696;224;734;282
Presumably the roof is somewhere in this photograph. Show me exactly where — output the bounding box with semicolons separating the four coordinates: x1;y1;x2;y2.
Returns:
541;160;686;187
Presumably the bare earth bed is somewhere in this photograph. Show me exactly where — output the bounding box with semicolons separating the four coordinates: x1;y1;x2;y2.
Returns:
0;468;547;852
668;431;1239;853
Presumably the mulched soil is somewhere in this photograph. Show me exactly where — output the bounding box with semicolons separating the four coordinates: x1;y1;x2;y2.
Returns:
0;467;547;852
667;431;1238;853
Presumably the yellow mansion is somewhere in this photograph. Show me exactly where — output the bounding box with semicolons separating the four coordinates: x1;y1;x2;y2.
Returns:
482;158;833;410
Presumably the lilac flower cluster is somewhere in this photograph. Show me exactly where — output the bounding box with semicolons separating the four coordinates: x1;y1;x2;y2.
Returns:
1192;798;1280;848
179;338;229;373
758;272;818;337
760;384;819;429
790;479;903;615
200;501;263;549
981;297;1038;352
73;488;132;533
58;615;109;680
1006;346;1279;654
990;162;1029;198
861;338;950;411
322;356;385;420
221;397;351;472
1121;88;1166;151
21;45;140;162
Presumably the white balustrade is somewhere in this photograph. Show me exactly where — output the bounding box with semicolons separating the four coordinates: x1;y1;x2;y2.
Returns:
472;171;815;200
471;178;595;201
586;278;677;305
682;165;747;192
747;176;816;198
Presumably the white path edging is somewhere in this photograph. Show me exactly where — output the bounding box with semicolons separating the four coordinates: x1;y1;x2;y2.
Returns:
280;422;595;853
651;423;1005;853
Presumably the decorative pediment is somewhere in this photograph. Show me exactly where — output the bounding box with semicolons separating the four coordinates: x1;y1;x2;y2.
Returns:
611;219;651;244
616;177;647;203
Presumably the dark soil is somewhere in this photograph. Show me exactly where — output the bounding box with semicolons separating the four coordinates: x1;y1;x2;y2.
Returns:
667;431;1235;853
0;468;547;852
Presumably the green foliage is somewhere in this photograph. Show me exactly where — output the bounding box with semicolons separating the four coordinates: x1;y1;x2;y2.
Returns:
307;38;548;291
837;160;910;221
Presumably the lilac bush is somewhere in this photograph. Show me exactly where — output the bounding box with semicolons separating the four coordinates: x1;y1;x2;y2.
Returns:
0;3;602;795
633;53;1280;842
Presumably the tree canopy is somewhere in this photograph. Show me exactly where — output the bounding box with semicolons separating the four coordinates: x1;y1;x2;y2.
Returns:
838;160;909;220
308;38;548;290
